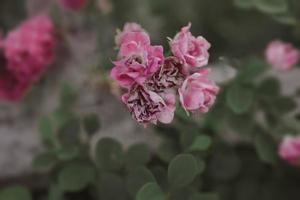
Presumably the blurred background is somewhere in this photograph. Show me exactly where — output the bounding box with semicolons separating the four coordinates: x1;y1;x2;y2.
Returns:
0;0;300;200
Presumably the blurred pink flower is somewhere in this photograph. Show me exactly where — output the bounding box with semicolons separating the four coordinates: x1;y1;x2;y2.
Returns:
179;69;219;113
265;40;299;71
111;32;164;88
170;23;210;69
115;23;146;47
4;15;56;82
146;56;186;92
0;68;30;102
58;0;88;11
122;85;175;124
279;135;300;165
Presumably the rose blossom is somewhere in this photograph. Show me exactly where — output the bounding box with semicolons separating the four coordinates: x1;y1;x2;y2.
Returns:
146;56;186;92
3;15;56;82
122;85;175;124
0;67;30;101
278;135;300;165
110;32;164;88
58;0;88;11
265;40;299;70
170;23;210;69
179;69;219;113
115;22;146;47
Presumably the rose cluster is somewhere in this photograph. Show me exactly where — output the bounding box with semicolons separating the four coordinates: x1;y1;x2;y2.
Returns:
111;23;219;124
0;15;56;101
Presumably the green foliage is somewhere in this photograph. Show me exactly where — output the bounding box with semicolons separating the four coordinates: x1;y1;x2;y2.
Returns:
0;186;32;200
234;0;255;9
48;185;64;200
257;77;280;97
126;167;156;197
32;151;58;171
190;193;219;200
226;83;254;114
188;135;212;152
97;173;129;200
95;137;125;171
254;0;288;14
59;83;77;109
82;113;101;135
38;116;56;147
58;163;96;192
254;131;278;164
136;182;165;200
168;154;200;188
126;143;151;168
237;59;266;83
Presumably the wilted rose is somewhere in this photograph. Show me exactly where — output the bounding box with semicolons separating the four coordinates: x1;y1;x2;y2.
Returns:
146;56;186;92
122;85;175;124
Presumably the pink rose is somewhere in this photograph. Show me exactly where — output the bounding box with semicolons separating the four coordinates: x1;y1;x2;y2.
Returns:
4;15;55;81
3;15;56;82
170;23;210;69
58;0;88;11
179;69;219;113
115;23;146;47
265;40;299;71
146;56;186;92
122;85;175;124
111;32;164;88
278;135;300;165
0;67;30;102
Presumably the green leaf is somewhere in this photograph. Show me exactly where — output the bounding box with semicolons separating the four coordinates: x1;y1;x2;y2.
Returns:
208;147;240;181
196;158;206;175
136;183;164;200
32;151;57;170
126;143;151;168
83;113;101;135
273;97;296;114
97;173;129;200
188;135;212;152
53;109;75;129
95;137;124;171
157;138;179;163
254;132;278;164
168;154;199;188
0;186;32;200
57;117;81;146
38;116;55;146
190;193;219;200
227;113;255;136
59;83;77;108
237;58;266;83
272;13;297;25
254;0;288;14
226;84;254;114
151;167;168;191
48;184;64;200
234;0;255;9
257;78;280;97
58;163;96;192
126;167;156;197
56;146;80;161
